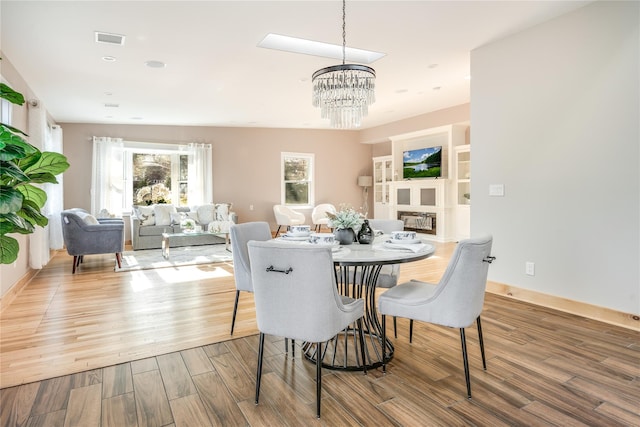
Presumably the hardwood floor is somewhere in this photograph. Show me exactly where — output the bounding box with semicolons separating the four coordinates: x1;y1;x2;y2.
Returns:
1;243;639;426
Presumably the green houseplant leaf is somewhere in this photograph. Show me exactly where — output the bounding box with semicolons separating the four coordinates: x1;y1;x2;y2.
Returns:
0;65;69;264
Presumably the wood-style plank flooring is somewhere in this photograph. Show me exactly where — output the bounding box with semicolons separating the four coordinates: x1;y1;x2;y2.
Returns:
1;242;639;426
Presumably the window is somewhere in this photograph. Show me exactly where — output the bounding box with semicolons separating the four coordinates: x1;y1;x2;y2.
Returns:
281;152;314;206
1;97;11;125
131;153;189;206
91;137;212;215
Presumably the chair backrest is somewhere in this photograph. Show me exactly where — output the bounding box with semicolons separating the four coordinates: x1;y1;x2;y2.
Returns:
248;241;353;342
368;219;404;234
273;204;305;226
428;235;493;328
230;222;273;293
312;203;336;224
60;210;124;255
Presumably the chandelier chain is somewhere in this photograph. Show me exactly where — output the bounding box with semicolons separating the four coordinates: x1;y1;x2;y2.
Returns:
342;0;346;65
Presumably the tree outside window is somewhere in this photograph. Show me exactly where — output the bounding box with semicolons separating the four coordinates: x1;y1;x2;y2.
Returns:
282;152;314;206
132;153;189;206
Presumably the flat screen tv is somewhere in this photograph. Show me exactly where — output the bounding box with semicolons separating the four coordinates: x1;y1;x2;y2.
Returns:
402;146;442;179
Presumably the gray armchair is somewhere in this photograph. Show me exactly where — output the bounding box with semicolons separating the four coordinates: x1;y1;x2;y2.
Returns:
61;209;125;273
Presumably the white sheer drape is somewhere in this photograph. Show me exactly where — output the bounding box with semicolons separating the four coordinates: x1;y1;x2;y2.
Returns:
44;125;64;249
91;137;124;215
188;143;213;205
27;100;50;269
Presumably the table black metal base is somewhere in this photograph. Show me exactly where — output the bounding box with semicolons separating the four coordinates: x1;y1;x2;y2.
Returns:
302;264;394;371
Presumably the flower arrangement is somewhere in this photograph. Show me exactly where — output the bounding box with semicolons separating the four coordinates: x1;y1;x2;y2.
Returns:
135;183;171;205
181;218;196;232
326;206;364;230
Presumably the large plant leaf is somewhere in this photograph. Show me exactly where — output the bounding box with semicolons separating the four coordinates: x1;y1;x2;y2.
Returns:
16;184;47;209
0;235;19;264
23;172;59;185
0;186;23;214
24;151;69;176
18;199;49;227
0;133;31;161
0;213;34;234
0;83;25;105
16;151;42;171
0;122;28;137
0;160;30;184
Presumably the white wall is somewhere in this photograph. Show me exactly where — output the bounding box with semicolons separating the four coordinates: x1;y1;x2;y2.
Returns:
471;1;639;314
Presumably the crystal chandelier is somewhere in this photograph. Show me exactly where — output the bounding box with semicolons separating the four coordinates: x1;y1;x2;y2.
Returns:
312;0;375;129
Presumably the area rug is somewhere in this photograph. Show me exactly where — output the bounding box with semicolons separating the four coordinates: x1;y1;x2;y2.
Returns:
117;244;233;271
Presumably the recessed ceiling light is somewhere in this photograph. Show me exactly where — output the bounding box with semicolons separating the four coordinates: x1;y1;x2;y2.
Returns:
104;92;113;96
130;117;143;120
428;64;439;69
102;56;116;62
258;33;385;64
432;86;441;91
145;60;166;69
395;89;408;94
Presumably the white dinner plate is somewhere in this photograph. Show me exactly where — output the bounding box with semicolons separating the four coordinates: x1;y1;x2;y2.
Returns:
281;234;310;241
388;238;422;245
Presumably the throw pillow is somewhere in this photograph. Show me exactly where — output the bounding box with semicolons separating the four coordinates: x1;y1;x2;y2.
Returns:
186;211;199;223
76;211;99;225
170;212;184;225
154;204;176;226
215;203;231;221
137;206;156;226
196;204;216;225
208;221;231;233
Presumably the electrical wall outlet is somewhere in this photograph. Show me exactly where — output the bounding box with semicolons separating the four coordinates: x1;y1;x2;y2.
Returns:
249;204;254;211
525;262;535;276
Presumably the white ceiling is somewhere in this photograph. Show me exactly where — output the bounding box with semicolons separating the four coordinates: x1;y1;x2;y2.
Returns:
1;1;591;130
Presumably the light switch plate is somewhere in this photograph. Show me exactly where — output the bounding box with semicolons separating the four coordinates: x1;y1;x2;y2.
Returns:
489;184;505;196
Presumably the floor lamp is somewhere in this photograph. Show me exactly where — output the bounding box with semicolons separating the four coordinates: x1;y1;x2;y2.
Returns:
358;176;373;217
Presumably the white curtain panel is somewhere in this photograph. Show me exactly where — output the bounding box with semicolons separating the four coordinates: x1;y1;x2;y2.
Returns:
188;143;213;206
44;125;65;249
92;137;124;215
27;100;50;269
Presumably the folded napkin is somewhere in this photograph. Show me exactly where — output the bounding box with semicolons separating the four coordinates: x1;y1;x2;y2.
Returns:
374;241;429;253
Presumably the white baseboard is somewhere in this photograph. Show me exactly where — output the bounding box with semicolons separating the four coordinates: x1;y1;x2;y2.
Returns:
486;281;640;331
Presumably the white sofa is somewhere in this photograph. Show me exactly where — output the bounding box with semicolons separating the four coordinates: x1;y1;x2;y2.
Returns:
130;203;237;250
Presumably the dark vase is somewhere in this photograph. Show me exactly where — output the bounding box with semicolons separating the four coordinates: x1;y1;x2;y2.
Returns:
334;228;356;245
357;219;373;244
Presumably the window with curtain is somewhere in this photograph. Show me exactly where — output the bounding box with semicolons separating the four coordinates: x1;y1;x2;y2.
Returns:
281;152;314;207
91;138;212;215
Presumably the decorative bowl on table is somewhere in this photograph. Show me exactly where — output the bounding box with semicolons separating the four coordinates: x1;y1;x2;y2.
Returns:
308;233;335;245
289;225;311;236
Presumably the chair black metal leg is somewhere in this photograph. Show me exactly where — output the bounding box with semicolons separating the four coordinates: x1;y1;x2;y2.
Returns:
292;339;295;358
316;342;322;418
460;328;472;398
230;290;240;335
255;332;265;404
382;315;387;373
409;319;414;343
357;318;367;375
393;316;397;338
275;225;282;237
477;316;487;370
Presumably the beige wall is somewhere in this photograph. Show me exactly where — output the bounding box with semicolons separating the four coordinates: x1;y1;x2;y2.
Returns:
60;124;373;234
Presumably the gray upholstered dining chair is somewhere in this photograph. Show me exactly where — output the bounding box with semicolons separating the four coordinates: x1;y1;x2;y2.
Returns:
378;235;494;398
247;241;366;419
368;219;405;336
60;209;125;274
272;204;305;237
229;221;273;335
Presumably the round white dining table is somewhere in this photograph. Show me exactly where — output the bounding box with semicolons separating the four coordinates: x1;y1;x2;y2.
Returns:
276;234;435;371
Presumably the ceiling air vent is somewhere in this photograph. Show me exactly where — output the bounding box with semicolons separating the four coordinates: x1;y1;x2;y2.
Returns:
104;103;119;108
95;31;125;46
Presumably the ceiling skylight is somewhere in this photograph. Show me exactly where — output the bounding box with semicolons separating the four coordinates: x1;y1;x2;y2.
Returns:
258;33;385;64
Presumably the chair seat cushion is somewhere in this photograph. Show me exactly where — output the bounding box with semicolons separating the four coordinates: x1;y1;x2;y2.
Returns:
378;280;438;318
